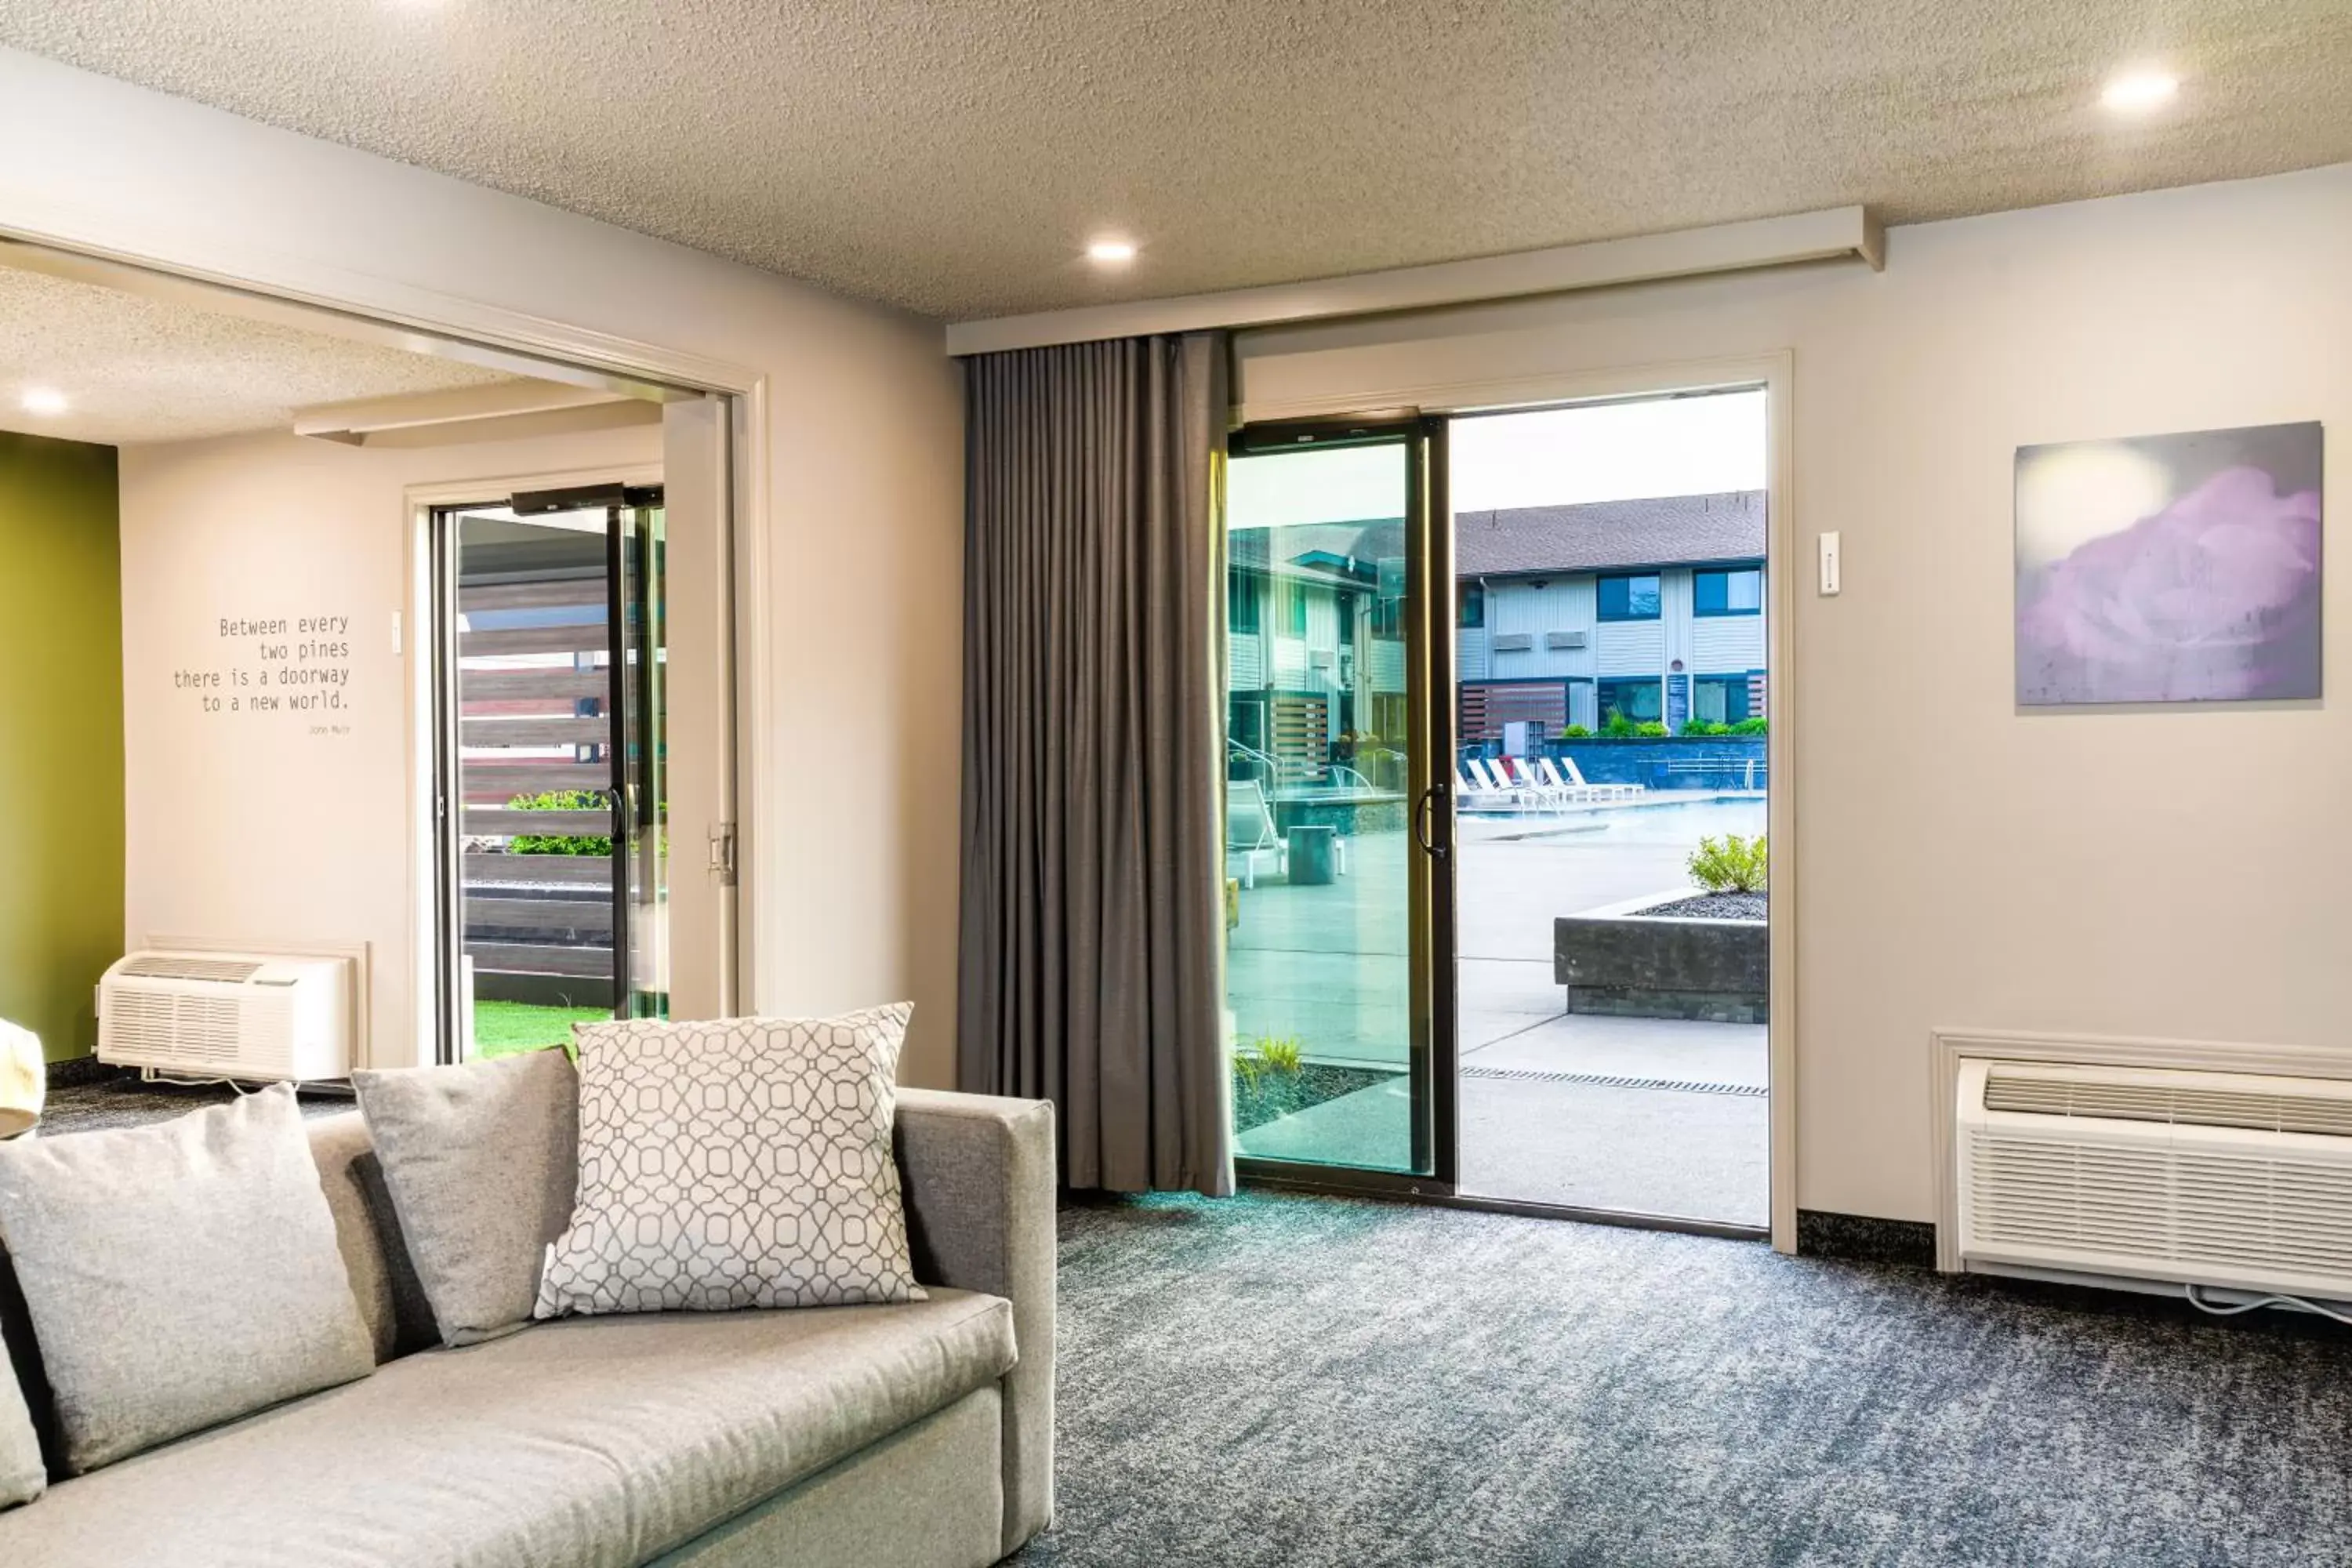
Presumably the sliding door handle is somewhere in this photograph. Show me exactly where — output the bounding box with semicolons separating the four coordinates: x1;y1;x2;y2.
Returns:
1414;785;1449;858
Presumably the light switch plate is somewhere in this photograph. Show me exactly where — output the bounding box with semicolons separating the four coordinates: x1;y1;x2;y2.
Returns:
1819;532;1842;596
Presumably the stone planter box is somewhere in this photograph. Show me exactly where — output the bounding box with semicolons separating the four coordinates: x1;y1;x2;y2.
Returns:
1552;891;1768;1024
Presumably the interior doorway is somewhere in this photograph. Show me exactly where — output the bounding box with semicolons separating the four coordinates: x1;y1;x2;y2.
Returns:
431;482;668;1062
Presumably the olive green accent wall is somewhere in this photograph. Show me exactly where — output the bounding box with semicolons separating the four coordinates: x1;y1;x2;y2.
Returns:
0;430;122;1063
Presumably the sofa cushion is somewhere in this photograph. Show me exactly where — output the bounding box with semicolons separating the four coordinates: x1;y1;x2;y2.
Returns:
0;1086;376;1473
539;1007;925;1317
303;1112;439;1363
0;1287;1017;1568
354;1047;579;1345
0;1315;38;1511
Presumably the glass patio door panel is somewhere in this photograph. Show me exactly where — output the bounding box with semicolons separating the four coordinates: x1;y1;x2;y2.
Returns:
1224;428;1438;1177
437;488;669;1063
614;502;669;1018
445;505;620;1059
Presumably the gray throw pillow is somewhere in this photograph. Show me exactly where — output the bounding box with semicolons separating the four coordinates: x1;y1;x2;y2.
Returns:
352;1047;579;1346
0;1316;38;1510
0;1085;375;1473
536;1005;926;1318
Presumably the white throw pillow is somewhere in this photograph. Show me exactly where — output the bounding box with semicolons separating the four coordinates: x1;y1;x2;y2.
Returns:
535;1006;927;1317
0;1086;375;1473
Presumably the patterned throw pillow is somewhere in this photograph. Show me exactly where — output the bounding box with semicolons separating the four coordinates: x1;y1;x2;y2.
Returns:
535;1006;927;1317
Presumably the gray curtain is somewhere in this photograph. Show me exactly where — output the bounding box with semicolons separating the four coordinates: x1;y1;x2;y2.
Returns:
956;332;1233;1196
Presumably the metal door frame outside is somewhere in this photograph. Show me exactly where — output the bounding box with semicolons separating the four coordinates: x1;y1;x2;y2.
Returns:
428;483;665;1063
1226;412;1458;1196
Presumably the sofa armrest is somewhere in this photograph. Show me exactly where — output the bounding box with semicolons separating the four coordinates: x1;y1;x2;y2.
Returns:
893;1089;1056;1555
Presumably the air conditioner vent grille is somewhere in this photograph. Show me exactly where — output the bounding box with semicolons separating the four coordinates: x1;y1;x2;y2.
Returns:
103;992;251;1063
116;955;266;985
1984;1071;2352;1138
1967;1133;2352;1279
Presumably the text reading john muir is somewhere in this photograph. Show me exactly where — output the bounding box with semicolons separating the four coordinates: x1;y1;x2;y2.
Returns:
176;615;354;728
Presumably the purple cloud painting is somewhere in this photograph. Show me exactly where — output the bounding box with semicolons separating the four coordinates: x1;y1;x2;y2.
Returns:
2016;423;2323;706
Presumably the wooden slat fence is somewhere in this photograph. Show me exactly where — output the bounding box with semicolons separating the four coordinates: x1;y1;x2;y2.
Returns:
459;570;617;991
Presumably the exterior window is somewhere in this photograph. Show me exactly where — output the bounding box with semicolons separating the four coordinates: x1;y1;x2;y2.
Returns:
1228;696;1268;757
1370;592;1402;638
1283;580;1308;636
1693;676;1750;724
1598;677;1663;725
1229;572;1260;634
1694;567;1763;616
1596;573;1661;622
1457;583;1486;629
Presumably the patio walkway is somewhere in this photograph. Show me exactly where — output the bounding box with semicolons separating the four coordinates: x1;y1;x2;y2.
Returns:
1237;1014;1767;1226
1231;794;1769;1227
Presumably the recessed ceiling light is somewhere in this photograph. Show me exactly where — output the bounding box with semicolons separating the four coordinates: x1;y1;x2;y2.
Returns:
1084;238;1138;266
2101;71;2179;113
20;387;68;416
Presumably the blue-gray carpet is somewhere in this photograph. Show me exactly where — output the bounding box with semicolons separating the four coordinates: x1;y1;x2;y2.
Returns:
1010;1190;2352;1567
38;1073;351;1134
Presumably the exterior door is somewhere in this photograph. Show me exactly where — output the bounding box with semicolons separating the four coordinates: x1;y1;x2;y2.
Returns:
1223;416;1456;1188
433;484;669;1062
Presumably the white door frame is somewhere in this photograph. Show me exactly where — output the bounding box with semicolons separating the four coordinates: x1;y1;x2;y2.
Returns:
1248;352;1799;1252
0;219;773;1038
404;464;662;1070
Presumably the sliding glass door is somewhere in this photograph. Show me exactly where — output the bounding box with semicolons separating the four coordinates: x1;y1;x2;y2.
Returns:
432;484;668;1062
1223;418;1450;1181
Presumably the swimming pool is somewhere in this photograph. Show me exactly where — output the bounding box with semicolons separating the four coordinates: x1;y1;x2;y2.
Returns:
1460;793;1766;844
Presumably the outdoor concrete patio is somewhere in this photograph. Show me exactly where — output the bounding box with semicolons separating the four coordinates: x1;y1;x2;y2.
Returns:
1230;793;1768;1225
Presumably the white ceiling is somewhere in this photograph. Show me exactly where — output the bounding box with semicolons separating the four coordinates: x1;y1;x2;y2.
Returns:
5;2;2350;321
0;266;514;446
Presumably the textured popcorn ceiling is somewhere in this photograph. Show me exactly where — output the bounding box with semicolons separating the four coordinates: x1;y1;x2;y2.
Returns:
6;2;2350;321
0;267;514;446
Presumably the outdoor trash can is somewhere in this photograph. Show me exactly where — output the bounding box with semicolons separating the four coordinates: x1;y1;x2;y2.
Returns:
1289;825;1338;885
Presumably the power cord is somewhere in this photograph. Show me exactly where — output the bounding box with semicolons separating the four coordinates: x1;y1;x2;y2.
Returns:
2183;1283;2352;1327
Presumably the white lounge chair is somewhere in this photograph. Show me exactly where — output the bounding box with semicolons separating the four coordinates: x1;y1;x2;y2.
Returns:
1227;778;1285;887
1455;764;1512;812
1470;757;1541;811
1501;755;1577;809
1544;755;1641;801
1527;756;1596;804
1226;778;1348;888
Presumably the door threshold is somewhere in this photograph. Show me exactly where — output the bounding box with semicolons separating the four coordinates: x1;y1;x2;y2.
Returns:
1237;1163;1766;1241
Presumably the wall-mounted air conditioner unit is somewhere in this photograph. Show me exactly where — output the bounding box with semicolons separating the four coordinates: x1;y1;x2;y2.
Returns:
1490;632;1534;652
1957;1058;2352;1305
98;951;354;1082
1544;630;1589;650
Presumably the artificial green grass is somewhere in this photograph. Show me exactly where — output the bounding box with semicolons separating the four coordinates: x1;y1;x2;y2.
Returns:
471;1000;608;1059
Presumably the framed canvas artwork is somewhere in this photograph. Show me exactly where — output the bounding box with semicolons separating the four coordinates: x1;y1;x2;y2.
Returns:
2016;421;2321;705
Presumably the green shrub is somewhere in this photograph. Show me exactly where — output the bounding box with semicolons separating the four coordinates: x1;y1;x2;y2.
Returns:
1729;716;1768;735
1559;724;1592;739
1633;720;1668;738
508;789;612;856
1602;712;1639;738
1232;1035;1305;1092
1681;719;1728;737
1688;833;1768;894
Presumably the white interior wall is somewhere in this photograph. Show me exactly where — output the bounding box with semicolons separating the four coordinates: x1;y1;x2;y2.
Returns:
2;48;967;1087
1238;163;2352;1222
118;423;663;1065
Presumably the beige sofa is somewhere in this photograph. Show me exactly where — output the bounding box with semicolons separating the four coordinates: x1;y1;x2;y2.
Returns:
0;1087;1055;1567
